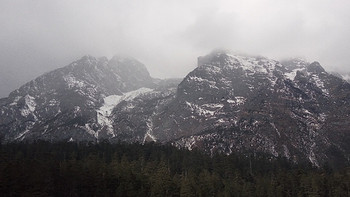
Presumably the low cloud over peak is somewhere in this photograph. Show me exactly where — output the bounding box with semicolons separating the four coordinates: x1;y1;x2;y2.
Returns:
1;0;350;97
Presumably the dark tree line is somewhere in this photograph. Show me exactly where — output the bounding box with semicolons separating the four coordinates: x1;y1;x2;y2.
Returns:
0;141;349;196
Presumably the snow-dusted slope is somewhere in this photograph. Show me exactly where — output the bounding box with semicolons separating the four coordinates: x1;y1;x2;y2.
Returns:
169;51;350;166
0;55;157;142
282;58;309;80
96;88;153;136
1;51;349;167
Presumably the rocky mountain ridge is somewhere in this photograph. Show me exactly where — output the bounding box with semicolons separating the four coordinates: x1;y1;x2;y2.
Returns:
1;51;349;167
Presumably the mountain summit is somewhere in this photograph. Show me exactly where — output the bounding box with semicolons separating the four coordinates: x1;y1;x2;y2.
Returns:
0;55;159;142
1;51;349;167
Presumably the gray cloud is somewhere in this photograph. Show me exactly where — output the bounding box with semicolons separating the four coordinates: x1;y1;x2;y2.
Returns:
1;0;350;97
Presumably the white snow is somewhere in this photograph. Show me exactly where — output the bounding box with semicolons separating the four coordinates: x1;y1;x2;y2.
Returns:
283;59;309;80
227;99;235;104
217;118;226;123
15;120;36;140
96;88;153;134
73;106;80;113
318;113;327;122
236;97;246;105
98;95;123;122
226;54;277;75
269;145;279;157
202;103;224;109
10;96;22;106
203;65;222;74
181;136;197;151
308;142;319;167
185;101;215;116
342;74;350;81
284;65;329;95
188;76;217;89
63;74;85;89
143;118;157;143
283;145;291;159
188;76;205;82
310;74;329;95
20;95;36;117
284;68;304;80
15;129;30;140
227;96;246;105
48;99;59;106
270;122;281;137
83;123;99;138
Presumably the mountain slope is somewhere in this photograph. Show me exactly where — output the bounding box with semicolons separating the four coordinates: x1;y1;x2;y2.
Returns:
1;51;349;166
171;51;350;166
0;55;161;142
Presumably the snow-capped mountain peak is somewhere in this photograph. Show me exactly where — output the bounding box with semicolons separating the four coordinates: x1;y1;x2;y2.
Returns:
1;51;349;167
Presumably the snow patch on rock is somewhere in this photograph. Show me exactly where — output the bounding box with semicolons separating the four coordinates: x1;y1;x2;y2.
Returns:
10;96;22;106
15;129;30;140
227;96;246;105
310;74;329;95
285;68;304;80
63;74;85;89
97;88;154;135
20;95;36;117
185;101;215;116
227;54;278;75
143;118;157;143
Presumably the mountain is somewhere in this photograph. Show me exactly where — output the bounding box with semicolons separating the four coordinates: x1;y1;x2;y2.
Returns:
0;55;177;142
341;73;350;83
329;71;350;83
1;51;349;167
173;53;350;167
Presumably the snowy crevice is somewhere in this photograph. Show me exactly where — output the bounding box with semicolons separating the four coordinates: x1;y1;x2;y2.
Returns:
143;118;157;144
20;95;37;117
96;88;154;137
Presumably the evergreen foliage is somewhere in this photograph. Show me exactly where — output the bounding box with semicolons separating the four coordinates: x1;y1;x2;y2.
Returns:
0;141;349;196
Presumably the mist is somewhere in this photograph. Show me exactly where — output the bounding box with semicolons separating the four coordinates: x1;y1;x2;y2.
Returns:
1;0;350;98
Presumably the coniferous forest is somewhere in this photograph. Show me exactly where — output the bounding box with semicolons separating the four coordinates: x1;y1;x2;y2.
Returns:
0;141;349;197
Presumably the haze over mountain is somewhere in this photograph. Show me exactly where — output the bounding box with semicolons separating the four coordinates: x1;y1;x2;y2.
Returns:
1;0;350;98
1;51;349;167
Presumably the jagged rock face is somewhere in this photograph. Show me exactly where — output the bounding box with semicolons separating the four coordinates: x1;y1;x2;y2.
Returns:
107;88;177;143
0;55;157;142
150;52;284;141
172;52;350;166
107;56;154;91
0;51;349;167
340;72;350;83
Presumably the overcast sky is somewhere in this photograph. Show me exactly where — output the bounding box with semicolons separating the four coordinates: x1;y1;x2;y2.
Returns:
1;0;350;97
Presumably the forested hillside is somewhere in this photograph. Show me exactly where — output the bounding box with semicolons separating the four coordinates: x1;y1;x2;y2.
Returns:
0;141;349;196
